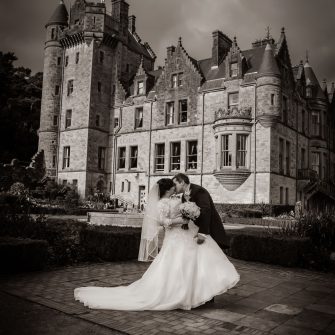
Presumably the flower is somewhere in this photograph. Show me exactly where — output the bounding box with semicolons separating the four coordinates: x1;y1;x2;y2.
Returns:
179;201;201;221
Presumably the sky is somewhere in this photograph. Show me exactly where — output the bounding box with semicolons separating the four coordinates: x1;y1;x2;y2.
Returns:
1;0;335;88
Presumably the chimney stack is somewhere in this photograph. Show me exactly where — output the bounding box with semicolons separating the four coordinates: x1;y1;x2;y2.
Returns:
128;15;136;33
212;30;232;68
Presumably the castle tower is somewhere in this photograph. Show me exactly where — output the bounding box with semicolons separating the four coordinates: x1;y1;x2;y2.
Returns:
256;43;282;127
38;0;68;177
53;0;155;197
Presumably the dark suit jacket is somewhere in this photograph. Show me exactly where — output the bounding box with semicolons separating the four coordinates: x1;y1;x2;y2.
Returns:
182;183;229;249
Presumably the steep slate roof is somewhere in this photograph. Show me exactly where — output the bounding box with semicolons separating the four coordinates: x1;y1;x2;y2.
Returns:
127;31;153;59
196;45;267;81
46;0;69;27
257;43;280;76
304;61;327;100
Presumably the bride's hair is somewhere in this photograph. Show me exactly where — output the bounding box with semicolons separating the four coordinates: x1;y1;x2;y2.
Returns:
157;178;174;198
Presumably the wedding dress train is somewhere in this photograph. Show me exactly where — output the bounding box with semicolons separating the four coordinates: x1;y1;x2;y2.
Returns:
74;198;239;310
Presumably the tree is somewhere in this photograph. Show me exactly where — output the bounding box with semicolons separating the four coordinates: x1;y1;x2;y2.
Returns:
0;52;42;164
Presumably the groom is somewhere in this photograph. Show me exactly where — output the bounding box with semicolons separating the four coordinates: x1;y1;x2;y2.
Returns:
172;173;229;249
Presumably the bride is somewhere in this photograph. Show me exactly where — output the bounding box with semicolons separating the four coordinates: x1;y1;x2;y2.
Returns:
74;178;239;310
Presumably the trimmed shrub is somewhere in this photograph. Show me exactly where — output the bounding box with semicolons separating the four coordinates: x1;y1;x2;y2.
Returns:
0;237;48;273
81;226;141;262
229;233;313;268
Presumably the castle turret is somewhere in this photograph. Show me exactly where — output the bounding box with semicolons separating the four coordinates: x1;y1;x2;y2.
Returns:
38;0;68;177
256;43;282;127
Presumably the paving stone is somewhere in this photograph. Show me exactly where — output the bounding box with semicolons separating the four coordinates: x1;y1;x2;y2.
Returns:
282;309;333;331
201;309;245;322
270;324;318;334
265;304;302;315
305;303;335;317
234;315;279;332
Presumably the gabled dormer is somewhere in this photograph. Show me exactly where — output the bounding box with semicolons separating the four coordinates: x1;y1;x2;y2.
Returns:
132;58;155;97
275;28;295;90
162;37;203;91
224;37;247;80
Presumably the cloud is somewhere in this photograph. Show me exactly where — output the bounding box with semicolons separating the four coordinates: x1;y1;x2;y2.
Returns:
0;0;334;86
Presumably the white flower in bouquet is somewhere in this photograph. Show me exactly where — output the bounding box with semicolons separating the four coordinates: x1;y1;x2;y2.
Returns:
179;201;201;221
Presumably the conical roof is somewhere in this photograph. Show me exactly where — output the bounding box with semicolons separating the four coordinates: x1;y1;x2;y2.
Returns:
304;61;326;100
257;43;280;77
46;0;69;28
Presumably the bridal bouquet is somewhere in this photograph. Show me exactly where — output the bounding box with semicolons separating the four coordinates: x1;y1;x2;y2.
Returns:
179;201;201;221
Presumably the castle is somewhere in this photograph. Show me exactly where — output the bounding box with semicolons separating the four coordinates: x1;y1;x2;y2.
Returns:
39;0;335;210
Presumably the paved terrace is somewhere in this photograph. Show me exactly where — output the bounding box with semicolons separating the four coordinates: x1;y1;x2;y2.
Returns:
1;259;335;334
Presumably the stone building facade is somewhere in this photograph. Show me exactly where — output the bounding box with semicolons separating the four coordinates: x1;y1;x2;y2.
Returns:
39;0;335;210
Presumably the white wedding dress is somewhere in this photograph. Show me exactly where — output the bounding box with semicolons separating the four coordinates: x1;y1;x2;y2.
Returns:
74;198;239;310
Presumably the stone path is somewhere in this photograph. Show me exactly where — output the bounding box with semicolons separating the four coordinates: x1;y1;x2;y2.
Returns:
1;259;335;334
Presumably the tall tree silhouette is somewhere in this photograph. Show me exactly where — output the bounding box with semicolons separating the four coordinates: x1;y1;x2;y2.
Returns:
0;52;42;163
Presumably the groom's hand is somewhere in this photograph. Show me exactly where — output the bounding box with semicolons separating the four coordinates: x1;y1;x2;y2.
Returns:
196;235;205;245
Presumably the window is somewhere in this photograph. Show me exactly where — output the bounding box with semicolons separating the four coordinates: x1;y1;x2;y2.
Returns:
128;181;131;192
311;111;320;136
118;147;126;169
301;148;306;169
65;110;72;128
285;141;290;175
95;114;100;127
155;143;165;171
187;141;198;170
67;80;74;96
323;153;328;179
280;186;284;204
311;152;320;176
121;182;124;192
282;96;288;124
228;92;239;109
306;87;312;98
126;64;129;72
137;81;144;95
301;109;305;134
62;179;68;185
171;72;183;88
55;85;60;96
179;99;188;123
170;142;181;171
237;135;247;168
230;62;238;77
129;146;138;169
53;115;58;126
166;102;174;125
271;94;275;106
52;155;56;168
221;135;232;167
135;107;143;129
114;117;119;128
57;57;61;66
99;51;104;64
51;28;56;40
279;138;284;174
73;179;78;186
285;188;289;205
75;52;79;64
65;56;69;67
98;147;106;170
98;81;102;93
62;146;70;169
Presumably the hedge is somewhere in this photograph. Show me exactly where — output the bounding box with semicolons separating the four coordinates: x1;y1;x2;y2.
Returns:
0;237;48;273
80;226;141;262
229;233;314;268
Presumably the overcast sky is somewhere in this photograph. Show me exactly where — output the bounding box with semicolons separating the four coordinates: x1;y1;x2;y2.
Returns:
1;0;334;88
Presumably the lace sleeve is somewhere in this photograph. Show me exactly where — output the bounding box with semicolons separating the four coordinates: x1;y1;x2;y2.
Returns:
158;201;171;227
